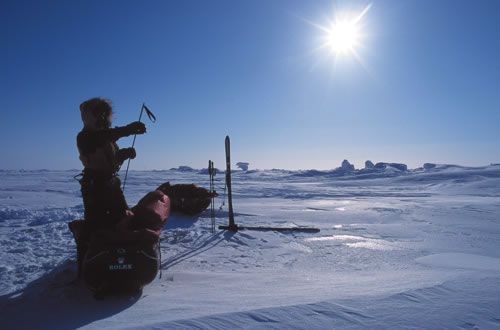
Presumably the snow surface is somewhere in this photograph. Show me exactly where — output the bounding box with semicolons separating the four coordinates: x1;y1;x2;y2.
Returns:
1;165;500;329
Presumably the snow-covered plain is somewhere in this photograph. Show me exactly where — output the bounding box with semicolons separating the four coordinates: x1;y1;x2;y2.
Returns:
1;165;500;329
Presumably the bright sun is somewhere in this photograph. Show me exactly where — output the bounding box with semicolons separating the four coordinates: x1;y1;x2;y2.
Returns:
309;4;372;60
326;20;360;54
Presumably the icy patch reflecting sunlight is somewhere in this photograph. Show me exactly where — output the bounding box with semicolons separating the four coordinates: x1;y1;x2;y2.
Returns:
306;235;363;241
345;241;395;251
305;235;399;251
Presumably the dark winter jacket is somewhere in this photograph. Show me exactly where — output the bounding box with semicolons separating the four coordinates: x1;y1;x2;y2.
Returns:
77;127;135;175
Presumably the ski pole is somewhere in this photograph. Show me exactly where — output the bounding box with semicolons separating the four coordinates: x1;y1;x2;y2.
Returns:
122;103;156;192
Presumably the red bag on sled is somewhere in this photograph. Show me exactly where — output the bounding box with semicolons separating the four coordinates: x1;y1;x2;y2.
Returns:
69;190;170;294
131;190;170;234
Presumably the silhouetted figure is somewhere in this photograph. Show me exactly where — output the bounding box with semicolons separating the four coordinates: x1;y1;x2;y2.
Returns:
75;97;146;275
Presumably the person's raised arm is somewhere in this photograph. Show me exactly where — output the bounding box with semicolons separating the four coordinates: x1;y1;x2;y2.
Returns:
94;121;146;142
77;122;146;154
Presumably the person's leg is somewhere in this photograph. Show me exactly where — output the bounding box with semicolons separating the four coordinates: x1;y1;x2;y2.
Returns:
107;176;129;227
82;178;110;230
79;178;111;276
79;178;97;277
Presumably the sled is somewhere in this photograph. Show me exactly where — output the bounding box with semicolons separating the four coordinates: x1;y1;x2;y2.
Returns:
69;189;170;296
69;183;215;297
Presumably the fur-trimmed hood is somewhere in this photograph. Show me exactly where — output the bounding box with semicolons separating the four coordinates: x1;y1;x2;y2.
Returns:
79;98;112;130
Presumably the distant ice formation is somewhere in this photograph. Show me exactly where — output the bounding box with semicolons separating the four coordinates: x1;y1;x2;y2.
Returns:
169;166;196;172
374;162;408;172
341;160;355;172
236;162;250;171
423;163;437;170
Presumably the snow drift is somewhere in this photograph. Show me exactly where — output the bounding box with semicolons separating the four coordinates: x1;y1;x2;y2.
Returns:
1;164;500;328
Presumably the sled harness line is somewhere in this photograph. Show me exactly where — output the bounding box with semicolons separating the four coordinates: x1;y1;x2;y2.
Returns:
73;172;84;183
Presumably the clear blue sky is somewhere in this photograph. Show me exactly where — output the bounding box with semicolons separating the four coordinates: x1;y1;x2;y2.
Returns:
2;0;499;170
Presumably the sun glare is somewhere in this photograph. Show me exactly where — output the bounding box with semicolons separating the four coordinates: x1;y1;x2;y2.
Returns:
307;3;372;62
326;20;360;54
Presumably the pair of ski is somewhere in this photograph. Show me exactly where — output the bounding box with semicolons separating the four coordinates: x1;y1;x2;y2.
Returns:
218;136;320;234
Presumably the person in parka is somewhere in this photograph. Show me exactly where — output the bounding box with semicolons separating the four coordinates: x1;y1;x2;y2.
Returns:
76;98;146;255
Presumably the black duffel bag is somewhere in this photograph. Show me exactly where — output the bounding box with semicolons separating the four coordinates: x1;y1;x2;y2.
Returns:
82;228;160;295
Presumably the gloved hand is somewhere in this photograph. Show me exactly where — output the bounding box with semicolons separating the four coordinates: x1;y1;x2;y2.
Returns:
125;121;146;135
123;147;137;160
116;147;137;164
